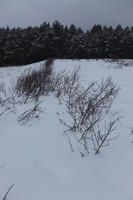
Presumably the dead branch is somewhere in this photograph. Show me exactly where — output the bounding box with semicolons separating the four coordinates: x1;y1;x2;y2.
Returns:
2;184;14;200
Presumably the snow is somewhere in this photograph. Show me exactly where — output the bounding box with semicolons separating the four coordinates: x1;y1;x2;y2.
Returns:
0;59;133;200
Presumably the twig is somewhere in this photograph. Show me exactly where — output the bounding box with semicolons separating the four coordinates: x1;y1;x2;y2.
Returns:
2;184;14;200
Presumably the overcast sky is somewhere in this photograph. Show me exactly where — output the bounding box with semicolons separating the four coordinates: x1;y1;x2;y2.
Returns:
0;0;133;29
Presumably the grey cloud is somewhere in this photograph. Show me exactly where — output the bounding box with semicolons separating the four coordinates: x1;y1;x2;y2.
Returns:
0;0;133;29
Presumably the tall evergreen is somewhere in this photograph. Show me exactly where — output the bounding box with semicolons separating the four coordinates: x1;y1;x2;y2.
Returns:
0;21;133;66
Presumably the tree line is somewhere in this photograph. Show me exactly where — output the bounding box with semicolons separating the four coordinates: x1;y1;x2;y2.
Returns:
0;20;133;66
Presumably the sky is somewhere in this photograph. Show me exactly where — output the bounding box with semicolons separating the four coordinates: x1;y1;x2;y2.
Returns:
0;0;133;29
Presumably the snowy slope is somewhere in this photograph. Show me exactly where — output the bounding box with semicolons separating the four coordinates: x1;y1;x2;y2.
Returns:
0;59;133;200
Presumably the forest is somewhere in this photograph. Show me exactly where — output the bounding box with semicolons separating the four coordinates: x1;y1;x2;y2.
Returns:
0;20;133;66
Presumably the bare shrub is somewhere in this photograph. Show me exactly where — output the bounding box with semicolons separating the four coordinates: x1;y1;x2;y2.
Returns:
53;67;81;103
51;70;66;99
45;57;54;68
0;82;17;117
0;58;54;123
17;100;44;125
0;81;44;124
91;115;121;154
105;59;133;68
58;68;121;155
15;58;54;102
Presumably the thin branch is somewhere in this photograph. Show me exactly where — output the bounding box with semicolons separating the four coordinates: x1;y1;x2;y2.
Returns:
2;184;14;200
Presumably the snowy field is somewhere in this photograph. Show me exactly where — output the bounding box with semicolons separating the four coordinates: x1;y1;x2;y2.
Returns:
0;59;133;200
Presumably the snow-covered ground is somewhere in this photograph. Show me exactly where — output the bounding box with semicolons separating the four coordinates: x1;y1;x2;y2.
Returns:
0;59;133;200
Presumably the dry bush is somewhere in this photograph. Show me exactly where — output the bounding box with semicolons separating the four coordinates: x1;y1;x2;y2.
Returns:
53;67;81;103
1;61;121;154
58;68;121;155
0;82;17;117
105;59;133;68
0;81;44;124
15;58;54;102
17;100;44;125
0;58;54;123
